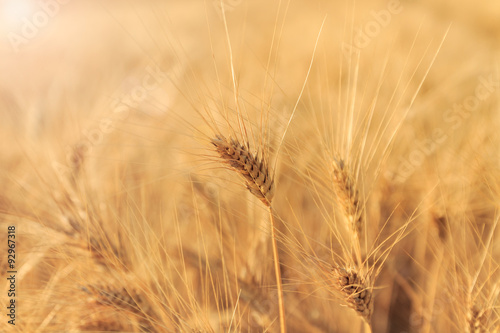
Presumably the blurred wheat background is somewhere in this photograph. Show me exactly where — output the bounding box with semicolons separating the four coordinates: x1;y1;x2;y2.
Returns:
1;0;500;332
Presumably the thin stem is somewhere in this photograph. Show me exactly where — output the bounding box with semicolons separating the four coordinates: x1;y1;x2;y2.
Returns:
269;207;286;333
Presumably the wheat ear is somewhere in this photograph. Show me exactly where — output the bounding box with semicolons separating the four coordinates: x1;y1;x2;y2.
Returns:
82;283;156;332
469;306;489;333
332;157;363;242
211;135;286;333
211;135;275;206
333;266;373;324
311;257;373;329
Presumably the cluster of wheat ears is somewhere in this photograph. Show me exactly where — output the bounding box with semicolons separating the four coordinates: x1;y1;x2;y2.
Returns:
2;0;500;332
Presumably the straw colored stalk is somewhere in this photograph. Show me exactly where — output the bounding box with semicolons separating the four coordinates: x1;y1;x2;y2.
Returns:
211;134;285;333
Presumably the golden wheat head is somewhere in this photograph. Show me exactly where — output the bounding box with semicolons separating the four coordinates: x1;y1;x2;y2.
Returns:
212;135;275;206
81;283;157;332
311;257;373;324
469;306;489;333
83;284;146;314
333;266;373;322
332;157;363;239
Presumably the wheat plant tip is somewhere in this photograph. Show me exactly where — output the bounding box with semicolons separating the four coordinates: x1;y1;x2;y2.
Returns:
211;135;275;206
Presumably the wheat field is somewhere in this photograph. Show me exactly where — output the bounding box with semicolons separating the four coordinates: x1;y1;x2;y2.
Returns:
1;0;500;332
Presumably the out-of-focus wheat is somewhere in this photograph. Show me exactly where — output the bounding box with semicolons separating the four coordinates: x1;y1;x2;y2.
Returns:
332;157;363;242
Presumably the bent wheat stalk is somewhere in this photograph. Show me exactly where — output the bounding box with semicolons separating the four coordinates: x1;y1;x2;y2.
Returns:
211;135;286;333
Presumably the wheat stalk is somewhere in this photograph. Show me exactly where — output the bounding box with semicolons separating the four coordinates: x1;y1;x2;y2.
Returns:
211;134;286;333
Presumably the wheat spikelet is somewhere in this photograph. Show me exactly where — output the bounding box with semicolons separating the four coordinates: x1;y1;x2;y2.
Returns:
211;135;275;206
76;313;130;332
81;283;157;332
311;257;373;324
332;266;373;323
469;306;489;333
332;157;363;239
83;284;148;314
54;190;123;265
